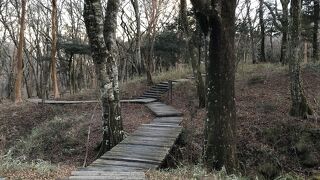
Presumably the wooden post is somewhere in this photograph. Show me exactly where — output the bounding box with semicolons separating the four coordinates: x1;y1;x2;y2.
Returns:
169;80;173;104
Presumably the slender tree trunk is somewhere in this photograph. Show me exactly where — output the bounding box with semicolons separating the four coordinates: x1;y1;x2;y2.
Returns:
180;0;206;108
14;0;27;103
84;0;123;156
279;0;289;64
313;0;319;62
289;0;313;118
131;0;142;75
103;0;123;151
280;31;288;64
51;0;60;99
259;0;266;62
246;0;256;64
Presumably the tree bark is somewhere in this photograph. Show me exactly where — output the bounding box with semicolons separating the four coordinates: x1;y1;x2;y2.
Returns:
84;0;123;156
289;0;313;118
51;0;60;99
131;0;142;75
246;0;256;64
313;0;319;62
14;0;27;103
259;0;266;62
191;0;237;173
180;0;206;108
103;0;123;151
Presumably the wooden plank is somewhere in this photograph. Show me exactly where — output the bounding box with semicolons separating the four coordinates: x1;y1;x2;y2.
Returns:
155;84;169;88
150;87;169;91
28;98;158;104
145;90;165;94
71;171;144;177
136;124;182;131
78;166;144;172
142;123;179;128
143;92;161;96
131;131;181;138
122;135;177;144
91;159;157;169
120;98;157;104
131;129;181;135
140;95;160;99
69;175;145;180
99;156;162;164
102;151;167;162
152;117;183;124
146;102;182;117
27;99;99;104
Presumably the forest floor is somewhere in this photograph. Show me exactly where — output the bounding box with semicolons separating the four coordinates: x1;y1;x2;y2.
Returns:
0;63;319;179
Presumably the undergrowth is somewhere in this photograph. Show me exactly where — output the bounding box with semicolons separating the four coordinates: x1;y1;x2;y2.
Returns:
0;150;57;174
11;117;80;161
147;165;246;180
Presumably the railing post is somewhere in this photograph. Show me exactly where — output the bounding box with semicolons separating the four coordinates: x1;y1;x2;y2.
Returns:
169;80;173;104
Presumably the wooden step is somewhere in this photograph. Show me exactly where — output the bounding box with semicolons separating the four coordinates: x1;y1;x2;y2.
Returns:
140;95;160;99
146;102;183;117
145;89;165;94
143;92;161;96
150;87;169;92
155;84;169;88
70;172;145;179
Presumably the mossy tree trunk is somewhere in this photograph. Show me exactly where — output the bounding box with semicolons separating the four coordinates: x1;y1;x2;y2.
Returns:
191;0;237;173
84;0;123;156
289;0;313;118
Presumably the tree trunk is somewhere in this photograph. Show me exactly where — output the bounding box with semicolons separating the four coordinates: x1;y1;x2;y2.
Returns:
84;0;123;156
51;0;60;99
280;0;289;64
180;0;206;108
103;0;123;151
14;0;27;103
259;0;266;62
131;0;142;75
280;31;288;64
289;0;313;118
313;0;319;62
191;0;237;173
246;0;256;64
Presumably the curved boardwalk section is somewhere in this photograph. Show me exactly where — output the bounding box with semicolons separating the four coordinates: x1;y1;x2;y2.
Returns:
69;81;183;180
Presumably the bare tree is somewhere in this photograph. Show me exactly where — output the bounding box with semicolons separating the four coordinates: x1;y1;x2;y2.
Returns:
130;0;142;74
14;0;27;103
264;0;289;64
51;0;60;99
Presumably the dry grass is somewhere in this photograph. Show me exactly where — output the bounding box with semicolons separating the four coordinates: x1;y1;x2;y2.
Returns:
147;165;245;180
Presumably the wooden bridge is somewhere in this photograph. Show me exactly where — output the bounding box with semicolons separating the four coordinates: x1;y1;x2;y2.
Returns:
68;81;184;180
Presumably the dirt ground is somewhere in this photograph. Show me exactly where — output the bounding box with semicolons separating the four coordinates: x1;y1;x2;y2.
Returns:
168;67;320;179
0;88;154;179
0;65;319;179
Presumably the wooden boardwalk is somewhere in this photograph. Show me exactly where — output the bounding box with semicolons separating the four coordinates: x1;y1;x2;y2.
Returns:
27;98;157;105
68;81;183;180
